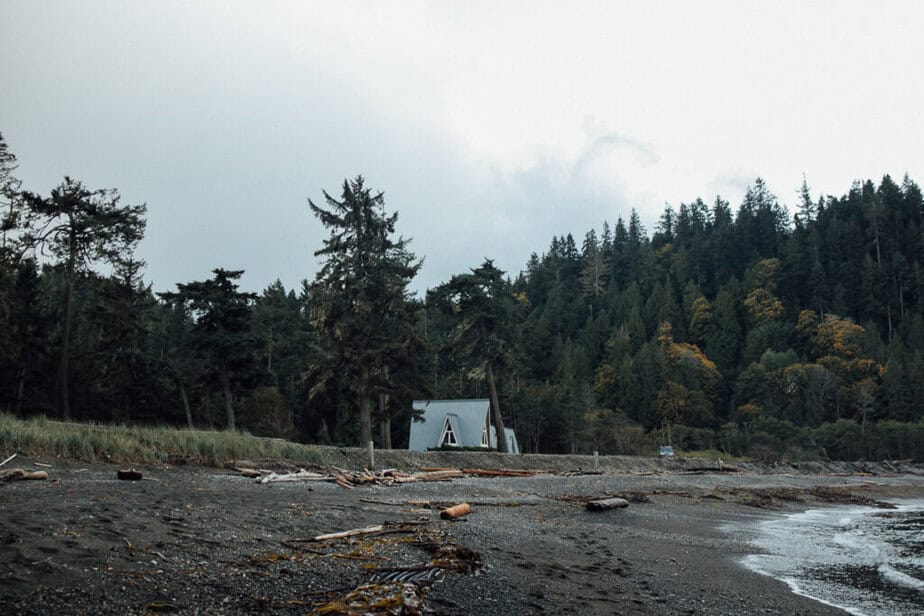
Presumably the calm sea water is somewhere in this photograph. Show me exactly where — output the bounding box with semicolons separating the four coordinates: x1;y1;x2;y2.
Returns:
740;500;924;615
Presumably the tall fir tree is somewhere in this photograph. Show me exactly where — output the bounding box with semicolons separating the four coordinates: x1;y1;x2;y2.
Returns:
306;177;422;447
18;178;146;418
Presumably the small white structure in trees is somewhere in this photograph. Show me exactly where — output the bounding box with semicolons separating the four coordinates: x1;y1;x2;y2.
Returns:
408;399;520;453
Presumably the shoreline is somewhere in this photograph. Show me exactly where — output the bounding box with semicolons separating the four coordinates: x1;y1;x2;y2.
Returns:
734;497;924;616
2;460;923;614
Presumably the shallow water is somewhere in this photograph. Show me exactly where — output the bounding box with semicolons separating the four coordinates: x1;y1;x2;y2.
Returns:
737;500;924;615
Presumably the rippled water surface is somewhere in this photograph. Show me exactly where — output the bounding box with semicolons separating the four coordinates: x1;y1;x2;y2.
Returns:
740;500;924;615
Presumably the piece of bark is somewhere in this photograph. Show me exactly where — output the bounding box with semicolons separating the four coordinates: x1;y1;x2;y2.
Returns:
236;468;262;478
585;497;629;511
440;503;472;519
117;469;143;481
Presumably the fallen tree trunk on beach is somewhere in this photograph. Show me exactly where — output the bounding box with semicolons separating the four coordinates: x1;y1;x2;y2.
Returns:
585;497;629;511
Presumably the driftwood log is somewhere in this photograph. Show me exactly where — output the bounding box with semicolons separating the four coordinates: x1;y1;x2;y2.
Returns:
257;469;332;484
252;466;554;490
311;525;386;542
300;521;427;544
117;469;143;481
0;468;48;481
461;468;536;477
585;497;629;511
440;503;472;519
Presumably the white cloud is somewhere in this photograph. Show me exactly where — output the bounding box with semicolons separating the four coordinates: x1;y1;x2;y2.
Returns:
2;0;923;293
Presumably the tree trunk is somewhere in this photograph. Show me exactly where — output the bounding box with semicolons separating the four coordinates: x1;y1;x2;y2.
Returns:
378;393;392;449
15;367;25;414
359;396;372;448
318;418;331;445
485;361;509;453
179;380;193;429
381;417;392;449
887;303;893;342
221;365;235;430
203;395;213;429
58;264;75;420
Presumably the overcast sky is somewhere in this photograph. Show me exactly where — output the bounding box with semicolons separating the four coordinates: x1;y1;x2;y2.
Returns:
2;1;923;294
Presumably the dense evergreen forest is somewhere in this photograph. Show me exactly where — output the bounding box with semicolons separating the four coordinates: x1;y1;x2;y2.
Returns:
2;131;923;461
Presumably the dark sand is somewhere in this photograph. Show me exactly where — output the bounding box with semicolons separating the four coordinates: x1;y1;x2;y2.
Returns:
2;460;923;615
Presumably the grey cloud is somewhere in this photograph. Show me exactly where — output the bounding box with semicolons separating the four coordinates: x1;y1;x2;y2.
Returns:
0;3;653;296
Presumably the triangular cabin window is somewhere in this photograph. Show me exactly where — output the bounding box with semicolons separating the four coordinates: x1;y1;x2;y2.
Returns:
440;417;458;447
481;428;489;447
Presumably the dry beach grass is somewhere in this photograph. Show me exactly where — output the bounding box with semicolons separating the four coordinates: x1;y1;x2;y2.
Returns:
0;414;322;467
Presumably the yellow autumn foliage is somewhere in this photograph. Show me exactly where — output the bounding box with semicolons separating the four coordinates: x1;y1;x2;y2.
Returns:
657;321;719;380
744;288;784;324
746;258;780;291
512;291;530;306
814;315;864;358
688;295;712;341
796;309;819;337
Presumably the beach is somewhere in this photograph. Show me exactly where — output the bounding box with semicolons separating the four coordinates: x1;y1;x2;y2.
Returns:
2;459;923;615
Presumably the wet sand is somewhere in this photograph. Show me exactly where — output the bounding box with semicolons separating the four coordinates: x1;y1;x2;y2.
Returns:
2;460;923;614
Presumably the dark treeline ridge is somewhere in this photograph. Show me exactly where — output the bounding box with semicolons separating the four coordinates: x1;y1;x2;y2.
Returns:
2;130;923;461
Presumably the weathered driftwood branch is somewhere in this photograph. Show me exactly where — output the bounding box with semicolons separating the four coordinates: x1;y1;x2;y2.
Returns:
311;524;387;542
257;469;334;484
334;473;355;489
585;497;629;511
0;453;18;468
309;521;427;543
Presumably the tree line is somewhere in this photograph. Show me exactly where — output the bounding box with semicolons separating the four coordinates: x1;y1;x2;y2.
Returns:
1;130;923;460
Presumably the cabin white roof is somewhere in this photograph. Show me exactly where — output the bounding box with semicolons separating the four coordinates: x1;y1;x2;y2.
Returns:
409;399;519;453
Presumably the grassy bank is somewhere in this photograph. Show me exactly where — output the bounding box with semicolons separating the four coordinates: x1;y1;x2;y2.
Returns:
0;414;322;467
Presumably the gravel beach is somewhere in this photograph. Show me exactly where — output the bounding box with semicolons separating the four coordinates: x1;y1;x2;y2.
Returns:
2;460;923;615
